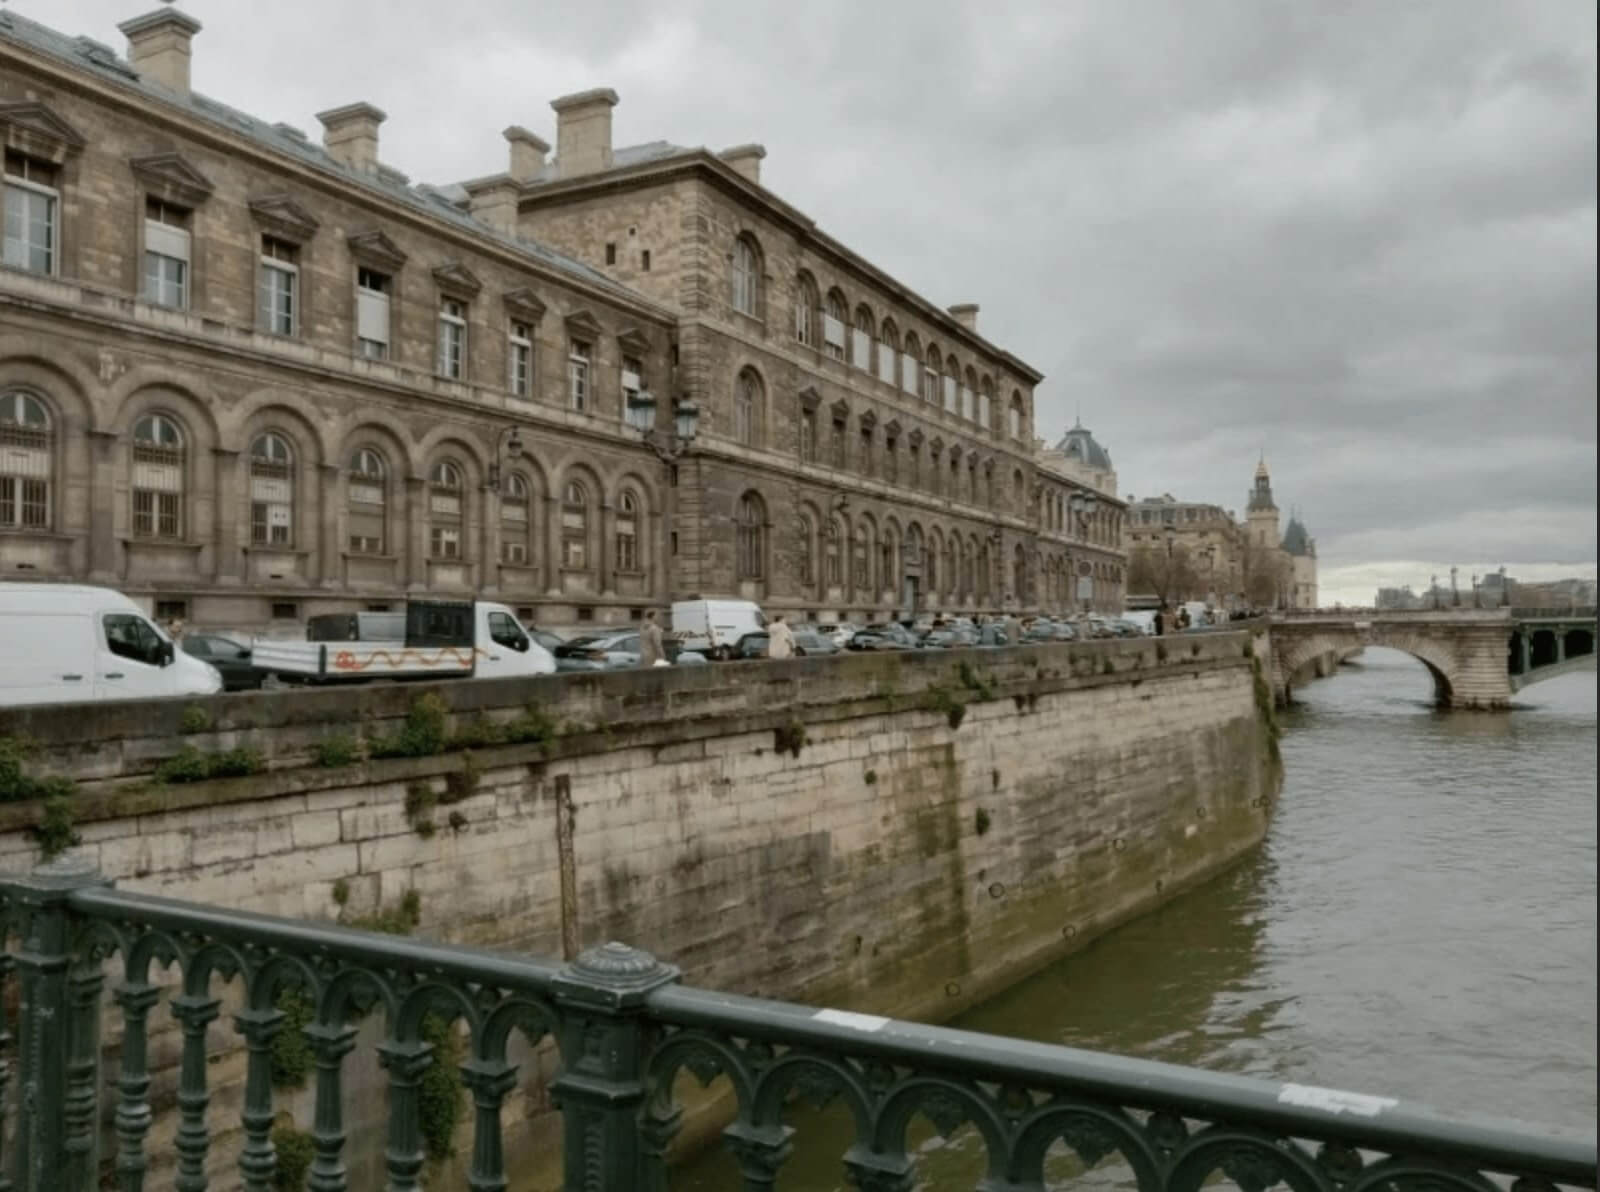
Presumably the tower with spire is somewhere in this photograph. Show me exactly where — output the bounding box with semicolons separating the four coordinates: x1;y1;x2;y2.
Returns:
1245;454;1280;551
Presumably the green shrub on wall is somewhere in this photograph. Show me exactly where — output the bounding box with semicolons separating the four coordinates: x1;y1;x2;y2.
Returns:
272;1122;314;1191
371;693;451;759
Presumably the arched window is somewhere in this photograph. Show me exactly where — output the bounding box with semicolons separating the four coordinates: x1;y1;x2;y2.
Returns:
734;369;761;446
877;320;900;386
795;273;819;346
980;377;995;431
880;530;896;593
853;519;870;591
978;543;991;598
901;332;921;397
824;291;848;361
249;432;294;546
735;492;765;580
964;367;979;422
797;513;815;586
1009;391;1025;440
965;537;978;594
0;391;52;529
922;345;941;405
852;306;874;371
615;489;640;572
1013;544;1028;602
732;236;761;317
1012;468;1026;510
500;472;532;565
428;459;464;560
347;446;387;555
561;481;589;569
942;537;955;596
132;413;185;540
926;533;940;594
826;519;842;586
942;355;960;414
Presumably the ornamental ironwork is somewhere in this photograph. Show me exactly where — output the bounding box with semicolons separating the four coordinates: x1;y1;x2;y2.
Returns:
0;859;1592;1192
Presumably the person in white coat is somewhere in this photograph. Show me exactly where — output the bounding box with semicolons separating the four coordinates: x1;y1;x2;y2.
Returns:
767;614;796;659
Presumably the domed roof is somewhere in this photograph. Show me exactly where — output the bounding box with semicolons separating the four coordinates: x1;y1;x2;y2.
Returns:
1055;419;1112;470
1282;516;1313;556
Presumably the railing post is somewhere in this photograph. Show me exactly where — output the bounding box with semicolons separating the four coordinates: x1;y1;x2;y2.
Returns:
2;853;109;1192
550;942;680;1192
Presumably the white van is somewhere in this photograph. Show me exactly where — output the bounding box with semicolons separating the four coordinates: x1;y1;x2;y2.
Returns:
669;600;765;660
0;584;223;708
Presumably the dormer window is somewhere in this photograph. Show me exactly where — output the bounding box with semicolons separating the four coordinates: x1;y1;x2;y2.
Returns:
3;151;59;275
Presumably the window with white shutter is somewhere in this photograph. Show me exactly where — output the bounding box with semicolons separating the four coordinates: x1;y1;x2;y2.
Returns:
357;268;391;359
900;354;919;395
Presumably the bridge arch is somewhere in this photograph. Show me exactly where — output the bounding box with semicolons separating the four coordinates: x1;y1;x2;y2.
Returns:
1276;630;1459;707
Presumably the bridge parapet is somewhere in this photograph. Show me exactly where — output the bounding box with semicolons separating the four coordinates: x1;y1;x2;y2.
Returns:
0;859;1592;1192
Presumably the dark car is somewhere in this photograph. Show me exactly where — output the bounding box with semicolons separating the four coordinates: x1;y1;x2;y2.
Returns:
848;623;919;651
527;628;566;654
553;631;641;672
181;633;261;691
921;626;979;649
791;630;839;656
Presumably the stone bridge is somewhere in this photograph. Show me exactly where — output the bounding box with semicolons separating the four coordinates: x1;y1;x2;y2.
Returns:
1267;607;1597;709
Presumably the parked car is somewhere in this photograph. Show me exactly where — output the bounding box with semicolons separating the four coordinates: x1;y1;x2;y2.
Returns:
847;623;920;651
921;626;979;649
181;633;262;691
0;583;222;708
792;630;840;656
526;628;567;654
553;631;642;672
817;623;860;648
1025;621;1077;642
732;632;771;660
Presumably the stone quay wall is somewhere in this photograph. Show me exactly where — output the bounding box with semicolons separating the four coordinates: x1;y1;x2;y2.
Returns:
0;632;1282;1189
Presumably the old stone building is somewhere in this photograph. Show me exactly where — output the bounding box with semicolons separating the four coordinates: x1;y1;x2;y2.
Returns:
1125;457;1318;610
1033;421;1127;612
0;5;1108;629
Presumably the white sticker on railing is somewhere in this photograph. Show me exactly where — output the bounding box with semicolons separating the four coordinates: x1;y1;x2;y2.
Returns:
814;1008;890;1033
1278;1083;1398;1117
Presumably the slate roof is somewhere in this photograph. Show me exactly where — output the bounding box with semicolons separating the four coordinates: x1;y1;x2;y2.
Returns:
0;8;661;312
1282;517;1313;556
1054;420;1113;470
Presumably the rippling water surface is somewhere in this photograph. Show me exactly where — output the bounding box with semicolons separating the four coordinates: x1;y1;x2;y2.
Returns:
675;650;1597;1189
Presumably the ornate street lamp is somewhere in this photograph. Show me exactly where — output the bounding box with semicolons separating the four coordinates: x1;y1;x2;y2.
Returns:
1450;565;1460;608
630;393;700;598
1163;522;1177;610
486;424;525;492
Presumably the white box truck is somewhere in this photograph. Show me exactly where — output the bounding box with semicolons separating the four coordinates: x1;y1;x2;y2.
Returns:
669;600;765;661
250;599;555;684
0;583;223;707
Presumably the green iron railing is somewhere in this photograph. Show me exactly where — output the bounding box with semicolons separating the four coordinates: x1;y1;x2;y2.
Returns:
1;854;1594;1192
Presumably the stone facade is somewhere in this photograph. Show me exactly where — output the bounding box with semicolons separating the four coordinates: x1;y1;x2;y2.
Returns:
0;635;1280;1188
1034;421;1128;612
0;8;1101;630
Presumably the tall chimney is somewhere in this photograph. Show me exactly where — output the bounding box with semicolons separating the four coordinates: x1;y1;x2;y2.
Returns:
118;6;201;96
718;144;766;185
550;88;618;178
949;303;980;332
316;103;386;174
504;125;550;183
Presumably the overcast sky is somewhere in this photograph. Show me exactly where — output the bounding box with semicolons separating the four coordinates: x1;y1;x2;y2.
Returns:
21;0;1597;603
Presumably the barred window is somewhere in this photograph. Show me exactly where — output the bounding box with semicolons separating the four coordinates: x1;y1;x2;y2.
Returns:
825;519;842;586
0;390;52;529
615;490;639;572
429;459;464;559
347;447;387;555
561;481;589;569
132;414;184;540
735;492;765;580
500;472;532;565
249;432;295;546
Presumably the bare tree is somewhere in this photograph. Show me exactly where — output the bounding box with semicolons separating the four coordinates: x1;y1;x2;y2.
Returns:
1128;542;1202;603
1243;543;1289;609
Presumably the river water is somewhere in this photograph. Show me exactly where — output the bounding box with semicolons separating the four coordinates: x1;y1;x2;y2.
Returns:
675;648;1597;1189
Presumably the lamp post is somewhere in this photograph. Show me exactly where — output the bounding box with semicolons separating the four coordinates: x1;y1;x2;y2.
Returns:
1069;490;1099;612
1471;573;1480;609
1450;565;1460;608
630;390;699;600
1499;565;1510;608
485;424;525;492
1430;574;1439;610
1163;523;1177;612
1200;544;1216;610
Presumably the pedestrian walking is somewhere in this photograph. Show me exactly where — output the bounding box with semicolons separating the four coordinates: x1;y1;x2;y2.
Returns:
638;609;666;667
1154;605;1167;636
767;614;796;659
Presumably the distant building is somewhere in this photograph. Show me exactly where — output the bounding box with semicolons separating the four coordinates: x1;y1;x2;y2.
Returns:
1125;457;1317;610
1033;420;1127;613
